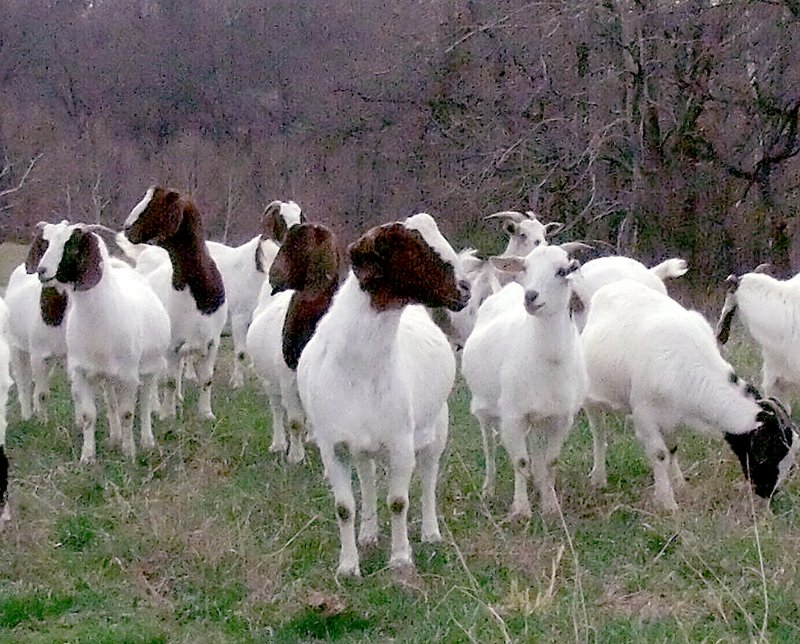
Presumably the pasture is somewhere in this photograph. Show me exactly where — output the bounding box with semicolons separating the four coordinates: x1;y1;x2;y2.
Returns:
1;248;800;642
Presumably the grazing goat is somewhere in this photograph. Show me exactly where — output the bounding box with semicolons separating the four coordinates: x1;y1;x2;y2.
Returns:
245;222;340;462
206;199;303;388
36;223;171;463
570;255;688;330
123;186;228;420
5;223;69;421
0;294;12;527
461;243;587;516
297;213;470;576
582;279;796;510
716;269;800;411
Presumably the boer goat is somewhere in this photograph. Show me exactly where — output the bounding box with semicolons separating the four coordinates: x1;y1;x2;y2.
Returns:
5;223;69;422
461;243;588;516
297;213;470;576
36;222;171;463
124;186;228;420
582;279;796;510
206;199;303;388
246;222;340;462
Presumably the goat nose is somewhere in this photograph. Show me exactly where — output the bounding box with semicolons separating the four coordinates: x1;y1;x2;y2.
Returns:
37;266;48;281
525;290;539;304
457;279;471;295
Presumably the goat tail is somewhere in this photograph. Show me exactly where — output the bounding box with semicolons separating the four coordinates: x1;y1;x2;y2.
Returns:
650;258;689;280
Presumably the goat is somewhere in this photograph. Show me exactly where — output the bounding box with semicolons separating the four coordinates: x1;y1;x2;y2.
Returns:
5;223;69;422
716;269;800;411
0;294;12;528
485;210;561;257
245;222;340;462
123;186;228;420
36;222;171;463
206;199;303;388
296;213;470;576
582;279;796;510
461;243;587;516
570;255;688;330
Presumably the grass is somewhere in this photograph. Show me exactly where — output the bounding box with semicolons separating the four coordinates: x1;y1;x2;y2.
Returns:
2;320;800;642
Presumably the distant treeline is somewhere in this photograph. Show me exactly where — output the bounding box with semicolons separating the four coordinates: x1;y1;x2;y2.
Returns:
1;0;799;286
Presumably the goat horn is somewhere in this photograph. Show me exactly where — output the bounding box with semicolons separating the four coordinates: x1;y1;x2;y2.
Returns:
484;210;526;223
753;263;773;274
560;241;593;255
82;223;119;235
544;221;564;235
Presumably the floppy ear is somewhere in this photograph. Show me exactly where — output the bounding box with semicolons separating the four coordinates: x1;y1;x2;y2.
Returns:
156;190;184;241
25;222;49;274
489;256;525;274
270;225;308;292
349;229;385;287
262;201;288;243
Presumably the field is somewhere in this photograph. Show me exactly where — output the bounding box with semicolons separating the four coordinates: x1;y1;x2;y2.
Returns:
2;254;800;642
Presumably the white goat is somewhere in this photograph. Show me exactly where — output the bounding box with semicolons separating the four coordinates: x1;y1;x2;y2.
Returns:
205;199;302;388
582;279;796;510
570;255;688;330
36;222;171;464
0;294;12;527
245;222;339;463
297;213;470;576
485;210;561;257
716;269;800;411
5;224;70;422
123;186;229;420
461;243;587;516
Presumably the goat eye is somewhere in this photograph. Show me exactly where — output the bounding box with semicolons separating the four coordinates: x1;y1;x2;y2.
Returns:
556;267;567;277
533;240;541;247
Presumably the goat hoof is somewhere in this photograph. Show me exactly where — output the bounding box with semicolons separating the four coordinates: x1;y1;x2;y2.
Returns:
336;561;362;578
589;474;607;489
287;448;305;465
509;506;533;521
389;555;414;572
358;531;378;548
269;443;287;455
421;529;442;544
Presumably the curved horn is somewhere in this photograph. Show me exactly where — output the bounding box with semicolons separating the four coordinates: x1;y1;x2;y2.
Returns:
560;241;594;255
544;221;564;236
725;273;740;291
82;223;119;235
753;263;773;275
484;210;526;224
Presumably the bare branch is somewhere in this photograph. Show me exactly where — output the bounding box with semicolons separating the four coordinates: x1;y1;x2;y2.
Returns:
0;153;43;200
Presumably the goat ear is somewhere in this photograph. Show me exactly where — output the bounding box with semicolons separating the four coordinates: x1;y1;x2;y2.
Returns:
489;255;525;274
155;190;185;241
262;201;288;243
349;229;384;286
25;226;49;273
503;220;518;235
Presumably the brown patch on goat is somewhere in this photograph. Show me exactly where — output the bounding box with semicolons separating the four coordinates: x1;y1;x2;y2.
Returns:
55;228;103;291
40;287;68;326
25;224;50;274
261;200;305;244
271;223;341;370
125;186;225;315
349;223;464;312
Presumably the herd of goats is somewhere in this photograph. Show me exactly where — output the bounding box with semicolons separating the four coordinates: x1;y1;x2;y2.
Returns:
0;185;797;576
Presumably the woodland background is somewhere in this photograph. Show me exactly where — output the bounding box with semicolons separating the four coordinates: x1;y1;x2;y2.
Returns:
1;0;800;288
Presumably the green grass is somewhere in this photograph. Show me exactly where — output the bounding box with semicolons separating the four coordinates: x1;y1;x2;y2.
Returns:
2;323;799;642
